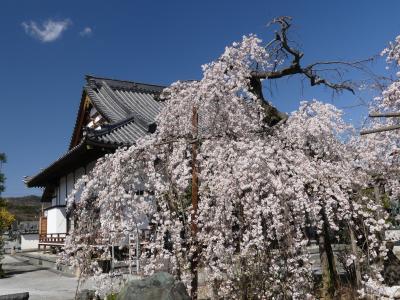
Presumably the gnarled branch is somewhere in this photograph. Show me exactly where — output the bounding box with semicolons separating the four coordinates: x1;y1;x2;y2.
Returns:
251;16;364;94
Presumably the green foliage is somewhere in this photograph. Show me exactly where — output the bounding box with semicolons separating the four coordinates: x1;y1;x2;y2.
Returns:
106;293;118;300
0;207;14;231
360;187;374;199
4;195;44;221
0;152;14;271
361;186;399;228
381;194;391;210
361;186;391;209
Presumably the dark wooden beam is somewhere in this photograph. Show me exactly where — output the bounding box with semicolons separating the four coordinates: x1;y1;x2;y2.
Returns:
360;124;400;135
369;112;400;118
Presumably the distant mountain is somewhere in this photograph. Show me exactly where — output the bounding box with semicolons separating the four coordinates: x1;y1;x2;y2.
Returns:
3;195;49;221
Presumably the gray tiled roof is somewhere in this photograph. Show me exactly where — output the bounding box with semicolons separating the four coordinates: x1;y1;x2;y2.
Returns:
92;121;146;145
86;75;165;124
82;75;165;146
26;76;166;188
87;115;153;146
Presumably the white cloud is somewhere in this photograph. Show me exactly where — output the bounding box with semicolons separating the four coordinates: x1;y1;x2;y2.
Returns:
22;19;71;42
79;27;92;37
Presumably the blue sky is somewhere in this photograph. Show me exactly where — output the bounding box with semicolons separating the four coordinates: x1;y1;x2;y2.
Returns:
1;0;400;197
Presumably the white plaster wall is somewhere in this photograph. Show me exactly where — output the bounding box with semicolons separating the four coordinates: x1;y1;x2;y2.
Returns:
21;233;39;250
47;162;98;234
47;207;67;234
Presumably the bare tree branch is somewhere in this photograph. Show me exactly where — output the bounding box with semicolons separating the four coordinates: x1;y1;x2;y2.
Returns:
250;16;374;94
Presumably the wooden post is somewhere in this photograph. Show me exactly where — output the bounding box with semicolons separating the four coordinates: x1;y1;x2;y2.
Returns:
349;225;362;288
373;180;382;205
136;225;140;274
128;234;132;275
318;212;339;299
191;106;199;300
373;179;386;271
111;239;115;273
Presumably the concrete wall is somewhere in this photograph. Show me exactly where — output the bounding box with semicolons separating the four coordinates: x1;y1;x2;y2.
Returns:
3;236;20;253
20;233;39;250
47;207;67;234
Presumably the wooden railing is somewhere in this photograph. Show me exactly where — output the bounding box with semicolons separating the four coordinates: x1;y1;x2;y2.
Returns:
38;233;66;250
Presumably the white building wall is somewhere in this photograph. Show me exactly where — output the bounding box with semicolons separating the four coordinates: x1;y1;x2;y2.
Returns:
46;162;98;234
21;233;39;250
47;207;67;234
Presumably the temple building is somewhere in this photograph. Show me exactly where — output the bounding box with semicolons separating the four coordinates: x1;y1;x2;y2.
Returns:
25;75;164;249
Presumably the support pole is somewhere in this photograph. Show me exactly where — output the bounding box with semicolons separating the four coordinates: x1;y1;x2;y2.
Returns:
136;225;140;274
111;241;115;272
318;212;339;299
349;226;362;288
190;106;199;300
128;234;132;275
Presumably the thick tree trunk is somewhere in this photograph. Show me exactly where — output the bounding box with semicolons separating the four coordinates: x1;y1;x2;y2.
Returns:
317;214;339;299
249;77;287;127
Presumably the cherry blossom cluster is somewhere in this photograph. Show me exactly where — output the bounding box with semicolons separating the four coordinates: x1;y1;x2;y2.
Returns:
382;35;400;67
60;34;391;299
359;35;400;203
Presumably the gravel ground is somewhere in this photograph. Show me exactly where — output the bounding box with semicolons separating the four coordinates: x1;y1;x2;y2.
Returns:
0;255;78;300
